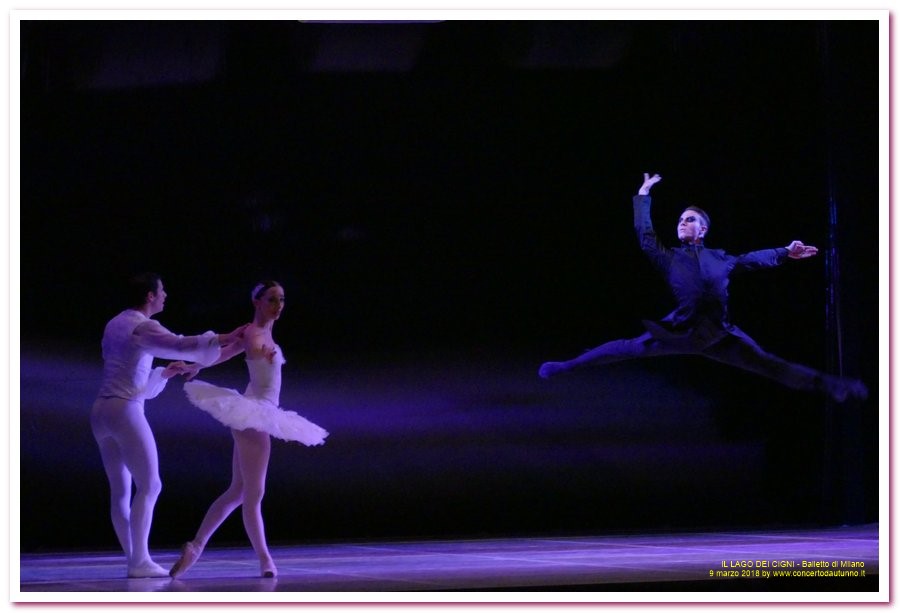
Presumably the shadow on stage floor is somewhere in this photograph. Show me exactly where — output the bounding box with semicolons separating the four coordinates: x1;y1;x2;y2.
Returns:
19;523;878;595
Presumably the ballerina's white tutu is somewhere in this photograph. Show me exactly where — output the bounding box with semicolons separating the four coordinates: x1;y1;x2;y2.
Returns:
184;346;328;446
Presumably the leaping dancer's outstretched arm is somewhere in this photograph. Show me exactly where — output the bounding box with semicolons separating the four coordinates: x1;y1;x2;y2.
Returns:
785;240;818;259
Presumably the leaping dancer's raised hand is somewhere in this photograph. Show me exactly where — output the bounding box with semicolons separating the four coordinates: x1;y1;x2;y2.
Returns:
638;173;662;195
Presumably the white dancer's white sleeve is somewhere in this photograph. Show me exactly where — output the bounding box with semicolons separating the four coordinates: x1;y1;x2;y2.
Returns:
133;320;221;366
142;366;168;399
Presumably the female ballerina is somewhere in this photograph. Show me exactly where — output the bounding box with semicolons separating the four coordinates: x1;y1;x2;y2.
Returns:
169;280;328;579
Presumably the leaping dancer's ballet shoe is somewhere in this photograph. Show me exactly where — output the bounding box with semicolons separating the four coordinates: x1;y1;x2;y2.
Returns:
169;542;203;578
538;362;565;379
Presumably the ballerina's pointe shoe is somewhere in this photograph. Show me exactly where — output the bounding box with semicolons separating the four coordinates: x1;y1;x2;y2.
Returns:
127;560;169;578
261;560;277;578
169;542;203;578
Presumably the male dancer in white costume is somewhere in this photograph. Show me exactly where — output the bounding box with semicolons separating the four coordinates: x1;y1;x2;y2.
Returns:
90;272;246;578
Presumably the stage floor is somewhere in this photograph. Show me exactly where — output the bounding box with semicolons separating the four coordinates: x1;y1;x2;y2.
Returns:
18;523;879;597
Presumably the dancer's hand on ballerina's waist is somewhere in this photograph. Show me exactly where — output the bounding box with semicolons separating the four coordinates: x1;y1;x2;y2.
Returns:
181;362;202;381
162;361;199;379
785;240;819;259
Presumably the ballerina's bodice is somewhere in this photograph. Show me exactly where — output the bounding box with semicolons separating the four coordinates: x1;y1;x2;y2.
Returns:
244;345;284;406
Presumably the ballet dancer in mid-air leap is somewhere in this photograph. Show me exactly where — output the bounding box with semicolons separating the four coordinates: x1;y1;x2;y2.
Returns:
539;173;867;403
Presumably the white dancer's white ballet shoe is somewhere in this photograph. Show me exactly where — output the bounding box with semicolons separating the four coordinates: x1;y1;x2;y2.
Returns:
127;560;169;578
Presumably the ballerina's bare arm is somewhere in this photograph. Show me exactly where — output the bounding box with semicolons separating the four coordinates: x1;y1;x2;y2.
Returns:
243;325;277;363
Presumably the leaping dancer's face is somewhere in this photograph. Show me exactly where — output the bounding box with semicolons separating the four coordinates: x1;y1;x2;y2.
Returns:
256;286;285;322
676;209;707;245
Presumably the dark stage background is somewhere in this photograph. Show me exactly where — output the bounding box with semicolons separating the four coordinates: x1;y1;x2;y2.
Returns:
19;20;879;552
